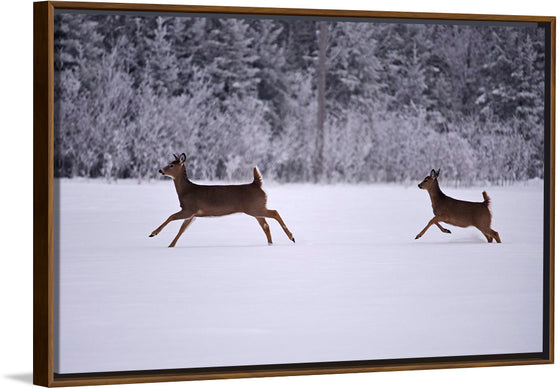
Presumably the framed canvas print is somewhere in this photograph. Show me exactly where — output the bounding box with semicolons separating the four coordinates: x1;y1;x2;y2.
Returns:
33;1;555;387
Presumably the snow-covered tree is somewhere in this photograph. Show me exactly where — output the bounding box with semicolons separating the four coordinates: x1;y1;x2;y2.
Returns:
53;13;547;183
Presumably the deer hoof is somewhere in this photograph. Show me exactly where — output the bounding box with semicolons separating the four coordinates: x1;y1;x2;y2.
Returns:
291;237;296;243
444;229;451;234
149;234;155;237
415;235;420;240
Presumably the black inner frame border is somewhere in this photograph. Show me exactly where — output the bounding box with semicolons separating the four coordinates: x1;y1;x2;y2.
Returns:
55;8;541;28
541;20;552;361
54;352;545;380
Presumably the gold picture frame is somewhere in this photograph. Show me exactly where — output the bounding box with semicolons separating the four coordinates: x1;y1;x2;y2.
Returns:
34;1;555;386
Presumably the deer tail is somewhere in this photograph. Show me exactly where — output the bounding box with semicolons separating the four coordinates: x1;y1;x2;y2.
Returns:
253;166;263;187
482;191;490;206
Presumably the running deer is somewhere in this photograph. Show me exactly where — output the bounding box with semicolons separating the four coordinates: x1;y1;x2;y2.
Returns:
415;169;501;243
149;153;295;247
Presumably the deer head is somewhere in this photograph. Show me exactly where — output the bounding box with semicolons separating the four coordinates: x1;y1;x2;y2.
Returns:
159;153;186;179
418;169;440;190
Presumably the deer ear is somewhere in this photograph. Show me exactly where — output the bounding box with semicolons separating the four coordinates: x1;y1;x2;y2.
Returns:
179;153;186;163
430;169;437;177
173;153;179;161
436;169;440;177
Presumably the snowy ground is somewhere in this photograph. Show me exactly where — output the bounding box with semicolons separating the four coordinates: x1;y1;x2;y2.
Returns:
54;178;544;374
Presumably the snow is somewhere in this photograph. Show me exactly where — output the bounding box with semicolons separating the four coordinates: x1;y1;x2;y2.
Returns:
54;179;544;374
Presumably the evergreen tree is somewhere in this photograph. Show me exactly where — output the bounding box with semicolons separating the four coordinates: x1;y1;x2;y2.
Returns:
144;16;180;96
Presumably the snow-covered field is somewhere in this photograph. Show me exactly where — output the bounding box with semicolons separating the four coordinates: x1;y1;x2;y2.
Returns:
54;179;544;374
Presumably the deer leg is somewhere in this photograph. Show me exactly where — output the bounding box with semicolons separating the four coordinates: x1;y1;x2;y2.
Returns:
149;210;192;237
478;227;501;243
479;229;494;243
435;222;451;234
491;229;501;243
483;232;494;243
256;217;273;244
264;209;295;243
415;217;438;240
168;217;196;248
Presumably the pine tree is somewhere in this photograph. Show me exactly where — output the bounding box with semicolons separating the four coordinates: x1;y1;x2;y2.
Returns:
143;17;180;96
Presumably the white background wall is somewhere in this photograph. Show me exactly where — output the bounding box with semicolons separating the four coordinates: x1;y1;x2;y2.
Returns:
0;0;557;388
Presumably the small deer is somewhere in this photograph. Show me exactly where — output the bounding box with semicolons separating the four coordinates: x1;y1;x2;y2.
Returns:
149;153;295;247
415;169;501;243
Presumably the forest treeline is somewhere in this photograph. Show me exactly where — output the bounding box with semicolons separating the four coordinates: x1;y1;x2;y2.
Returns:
53;13;546;183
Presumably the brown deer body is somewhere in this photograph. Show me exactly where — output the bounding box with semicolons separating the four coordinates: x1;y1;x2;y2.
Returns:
149;153;295;247
415;169;501;243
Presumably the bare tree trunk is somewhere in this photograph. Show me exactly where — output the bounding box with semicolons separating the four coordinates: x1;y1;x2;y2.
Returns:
314;21;326;182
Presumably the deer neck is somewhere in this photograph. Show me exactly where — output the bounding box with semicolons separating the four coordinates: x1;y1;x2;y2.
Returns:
427;180;446;208
173;166;193;199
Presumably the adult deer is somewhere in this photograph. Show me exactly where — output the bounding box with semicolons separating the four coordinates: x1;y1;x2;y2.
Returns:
415;169;501;243
149;153;295;247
